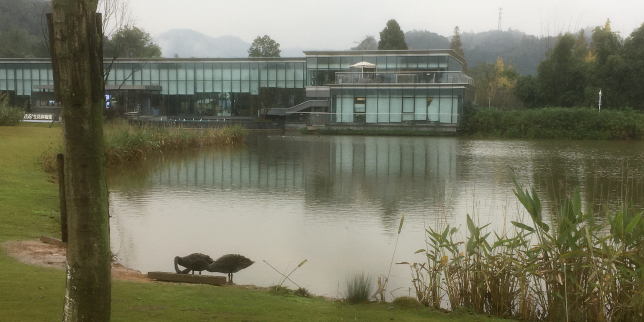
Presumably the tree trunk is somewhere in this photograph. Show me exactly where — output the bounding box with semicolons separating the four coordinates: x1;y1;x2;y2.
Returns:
48;1;111;321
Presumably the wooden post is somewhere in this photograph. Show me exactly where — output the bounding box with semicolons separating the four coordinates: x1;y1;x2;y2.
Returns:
57;153;67;243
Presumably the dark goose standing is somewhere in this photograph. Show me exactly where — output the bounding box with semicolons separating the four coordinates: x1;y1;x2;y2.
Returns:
206;254;254;284
174;253;215;275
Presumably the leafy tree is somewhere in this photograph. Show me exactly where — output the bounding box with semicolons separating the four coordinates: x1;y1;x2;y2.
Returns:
351;35;377;50
537;33;587;107
573;29;589;59
450;26;467;73
588;20;627;108
622;22;644;109
590;20;622;66
378;19;407;50
469;57;520;108
248;35;281;58
513;75;542;108
103;26;162;58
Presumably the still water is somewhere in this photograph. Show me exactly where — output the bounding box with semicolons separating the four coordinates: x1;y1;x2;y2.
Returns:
107;133;644;299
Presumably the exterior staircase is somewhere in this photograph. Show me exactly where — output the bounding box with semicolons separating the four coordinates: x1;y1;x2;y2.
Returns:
265;99;329;116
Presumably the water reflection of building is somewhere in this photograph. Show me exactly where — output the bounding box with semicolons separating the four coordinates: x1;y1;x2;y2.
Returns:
319;137;456;205
114;136;458;216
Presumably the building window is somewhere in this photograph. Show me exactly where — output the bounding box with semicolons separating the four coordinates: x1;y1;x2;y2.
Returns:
354;97;365;113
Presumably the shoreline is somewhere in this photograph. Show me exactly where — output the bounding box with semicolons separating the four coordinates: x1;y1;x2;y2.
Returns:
2;239;338;301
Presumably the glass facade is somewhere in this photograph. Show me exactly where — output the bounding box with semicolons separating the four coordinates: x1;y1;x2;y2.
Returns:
304;50;471;125
305;51;465;86
0;50;473;125
0;58;306;117
330;87;464;124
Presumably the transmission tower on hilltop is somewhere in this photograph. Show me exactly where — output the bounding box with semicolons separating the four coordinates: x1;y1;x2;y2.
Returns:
498;8;503;31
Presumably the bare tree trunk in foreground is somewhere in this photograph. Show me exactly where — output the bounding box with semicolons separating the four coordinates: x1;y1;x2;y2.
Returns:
48;0;111;321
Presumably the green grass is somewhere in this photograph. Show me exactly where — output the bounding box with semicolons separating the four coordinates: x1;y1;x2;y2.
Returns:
0;123;510;322
0;123;62;241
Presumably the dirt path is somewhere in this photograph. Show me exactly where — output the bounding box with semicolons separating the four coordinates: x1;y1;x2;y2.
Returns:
2;240;149;282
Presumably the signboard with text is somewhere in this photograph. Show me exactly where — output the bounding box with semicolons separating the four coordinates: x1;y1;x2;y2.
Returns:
23;113;55;121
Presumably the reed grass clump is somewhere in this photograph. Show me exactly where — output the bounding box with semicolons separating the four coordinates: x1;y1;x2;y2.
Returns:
404;180;644;321
0;92;25;126
40;120;248;172
103;120;247;166
343;272;374;304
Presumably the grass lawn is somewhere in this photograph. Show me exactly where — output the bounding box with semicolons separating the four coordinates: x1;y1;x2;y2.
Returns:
0;123;511;322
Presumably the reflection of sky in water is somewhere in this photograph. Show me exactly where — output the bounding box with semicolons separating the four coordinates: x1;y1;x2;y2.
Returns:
108;134;644;299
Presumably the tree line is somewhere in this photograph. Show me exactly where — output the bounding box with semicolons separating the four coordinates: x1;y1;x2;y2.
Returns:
0;0;161;60
514;20;644;110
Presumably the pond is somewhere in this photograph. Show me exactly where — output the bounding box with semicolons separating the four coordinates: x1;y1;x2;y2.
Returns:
107;133;644;299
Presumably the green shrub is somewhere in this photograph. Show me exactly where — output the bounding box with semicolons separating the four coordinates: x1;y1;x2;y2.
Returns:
343;272;373;304
391;296;424;309
0;93;25;126
465;107;644;140
268;285;292;296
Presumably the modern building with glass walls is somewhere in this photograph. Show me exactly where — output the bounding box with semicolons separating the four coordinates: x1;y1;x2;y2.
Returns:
0;50;473;128
304;50;474;128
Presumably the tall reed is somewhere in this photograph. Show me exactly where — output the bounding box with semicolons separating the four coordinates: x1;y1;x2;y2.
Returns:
41;120;248;172
404;180;644;321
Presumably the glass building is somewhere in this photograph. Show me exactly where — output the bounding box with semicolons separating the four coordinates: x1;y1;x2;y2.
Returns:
0;50;474;128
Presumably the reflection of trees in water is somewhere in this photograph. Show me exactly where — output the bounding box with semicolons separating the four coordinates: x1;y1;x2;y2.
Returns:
526;142;644;217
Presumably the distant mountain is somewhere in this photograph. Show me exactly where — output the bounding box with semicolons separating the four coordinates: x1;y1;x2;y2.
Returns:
155;29;251;58
155;29;306;58
404;30;450;50
460;29;556;75
403;29;557;75
0;0;50;58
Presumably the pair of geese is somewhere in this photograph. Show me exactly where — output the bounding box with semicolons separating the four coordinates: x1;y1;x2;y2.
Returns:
174;253;254;284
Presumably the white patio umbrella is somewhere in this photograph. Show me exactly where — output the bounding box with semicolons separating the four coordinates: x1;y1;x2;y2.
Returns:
350;61;377;78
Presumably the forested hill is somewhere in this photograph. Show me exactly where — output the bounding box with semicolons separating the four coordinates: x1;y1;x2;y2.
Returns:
0;0;51;58
405;29;557;75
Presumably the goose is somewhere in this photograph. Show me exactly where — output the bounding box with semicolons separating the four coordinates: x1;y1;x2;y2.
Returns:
206;254;254;284
174;253;215;275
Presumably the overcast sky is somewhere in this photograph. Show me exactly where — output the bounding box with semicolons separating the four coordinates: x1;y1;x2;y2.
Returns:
127;0;644;50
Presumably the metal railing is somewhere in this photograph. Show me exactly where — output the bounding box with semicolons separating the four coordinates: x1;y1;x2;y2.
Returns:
335;71;473;85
